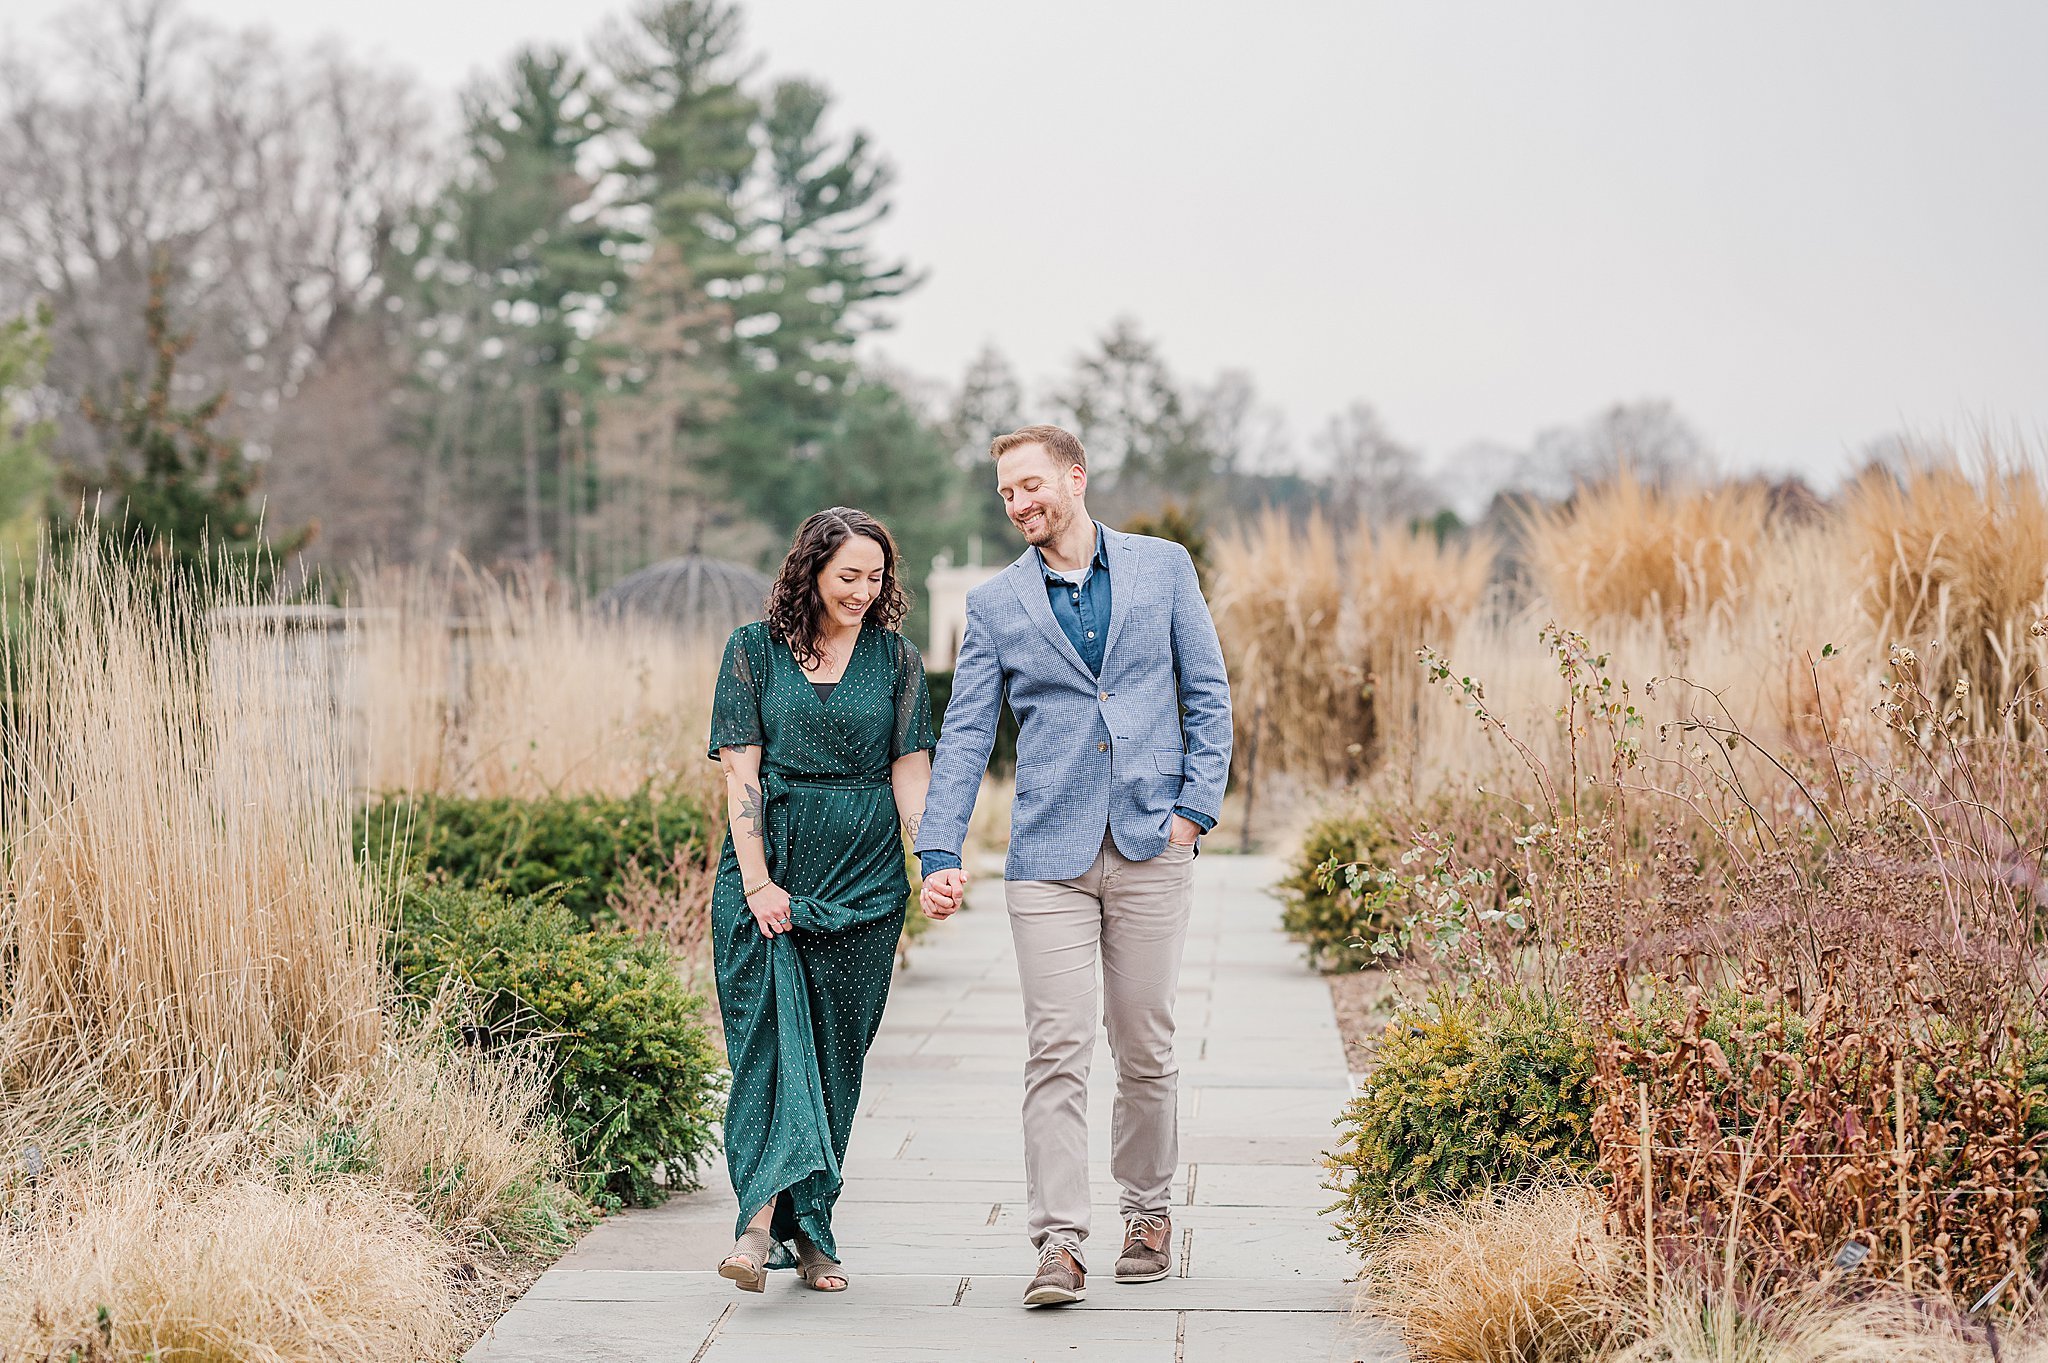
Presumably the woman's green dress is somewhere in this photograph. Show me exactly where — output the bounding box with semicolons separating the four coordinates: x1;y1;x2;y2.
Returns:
706;619;936;1266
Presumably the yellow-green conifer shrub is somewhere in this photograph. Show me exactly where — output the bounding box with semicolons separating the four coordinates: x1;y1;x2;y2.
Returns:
1325;987;1597;1252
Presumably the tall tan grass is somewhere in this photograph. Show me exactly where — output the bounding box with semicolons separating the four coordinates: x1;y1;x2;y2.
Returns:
1360;1184;2035;1363
0;537;577;1357
1360;1184;1621;1362
1522;470;1769;628
1400;525;1880;804
351;562;721;806
1843;441;2048;734
1;538;381;1118
1348;526;1496;783
1211;507;1363;787
0;1172;458;1362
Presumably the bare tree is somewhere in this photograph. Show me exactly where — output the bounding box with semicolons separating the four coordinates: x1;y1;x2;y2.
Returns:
1195;369;1289;480
1522;397;1711;496
0;0;433;468
1316;400;1440;530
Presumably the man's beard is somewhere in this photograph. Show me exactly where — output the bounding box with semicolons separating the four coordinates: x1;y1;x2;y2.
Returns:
1016;496;1073;547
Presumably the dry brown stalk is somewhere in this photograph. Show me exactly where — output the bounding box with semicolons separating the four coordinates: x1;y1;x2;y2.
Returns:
1843;442;2048;739
1522;470;1770;629
350;559;721;803
1;538;381;1119
1210;507;1362;788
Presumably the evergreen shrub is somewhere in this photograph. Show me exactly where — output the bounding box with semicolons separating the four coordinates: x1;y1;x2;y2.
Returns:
389;883;725;1208
360;789;713;927
1325;987;1597;1252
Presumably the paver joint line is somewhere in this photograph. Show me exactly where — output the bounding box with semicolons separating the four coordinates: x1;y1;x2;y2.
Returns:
686;1301;734;1363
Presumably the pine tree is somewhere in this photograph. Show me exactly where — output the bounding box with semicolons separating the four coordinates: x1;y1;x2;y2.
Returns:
582;237;768;586
391;46;628;565
714;77;918;529
66;262;310;588
810;374;965;639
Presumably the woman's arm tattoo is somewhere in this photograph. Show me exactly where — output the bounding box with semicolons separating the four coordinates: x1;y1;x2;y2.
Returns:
903;811;922;842
740;782;766;840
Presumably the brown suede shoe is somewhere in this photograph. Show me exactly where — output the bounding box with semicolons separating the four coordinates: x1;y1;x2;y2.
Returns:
1023;1245;1086;1307
1115;1213;1173;1283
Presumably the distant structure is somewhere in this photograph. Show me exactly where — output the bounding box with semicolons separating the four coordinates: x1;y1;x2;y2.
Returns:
596;556;771;637
925;536;1004;670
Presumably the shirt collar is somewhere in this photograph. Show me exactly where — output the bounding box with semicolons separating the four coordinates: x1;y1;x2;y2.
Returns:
1036;522;1110;583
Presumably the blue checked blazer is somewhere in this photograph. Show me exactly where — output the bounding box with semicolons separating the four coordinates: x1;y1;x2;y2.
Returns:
916;526;1233;883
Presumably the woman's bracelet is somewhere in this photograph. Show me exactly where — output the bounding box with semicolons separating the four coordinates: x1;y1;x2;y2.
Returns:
742;876;773;896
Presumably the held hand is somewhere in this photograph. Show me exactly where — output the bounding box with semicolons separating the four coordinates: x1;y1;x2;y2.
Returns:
920;868;966;920
744;882;795;938
1168;813;1201;847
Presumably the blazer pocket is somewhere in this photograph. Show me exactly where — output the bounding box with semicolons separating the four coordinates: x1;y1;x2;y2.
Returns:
1013;760;1051;794
1153;751;1187;776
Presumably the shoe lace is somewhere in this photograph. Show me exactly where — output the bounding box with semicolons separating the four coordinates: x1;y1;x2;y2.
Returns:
1037;1243;1076;1274
1126;1213;1169;1239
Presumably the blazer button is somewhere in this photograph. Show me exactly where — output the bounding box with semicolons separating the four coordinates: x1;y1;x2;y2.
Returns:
1099;690;1109;701
1097;741;1108;752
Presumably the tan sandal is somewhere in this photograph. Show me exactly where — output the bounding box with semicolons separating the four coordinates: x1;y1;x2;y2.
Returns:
718;1226;772;1293
794;1233;847;1292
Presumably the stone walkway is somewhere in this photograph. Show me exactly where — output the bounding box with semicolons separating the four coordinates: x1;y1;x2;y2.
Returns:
466;852;1401;1362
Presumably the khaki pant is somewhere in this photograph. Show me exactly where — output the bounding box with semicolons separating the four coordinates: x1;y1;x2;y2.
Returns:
1005;832;1197;1265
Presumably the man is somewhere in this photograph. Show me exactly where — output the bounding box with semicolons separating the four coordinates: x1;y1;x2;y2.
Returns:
916;424;1232;1307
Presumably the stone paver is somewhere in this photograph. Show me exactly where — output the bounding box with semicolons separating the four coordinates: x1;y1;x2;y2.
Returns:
466;853;1401;1363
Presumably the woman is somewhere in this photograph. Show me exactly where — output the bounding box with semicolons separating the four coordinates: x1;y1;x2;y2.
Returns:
706;507;936;1293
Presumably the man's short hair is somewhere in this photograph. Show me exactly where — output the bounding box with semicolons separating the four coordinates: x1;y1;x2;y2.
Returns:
990;424;1086;472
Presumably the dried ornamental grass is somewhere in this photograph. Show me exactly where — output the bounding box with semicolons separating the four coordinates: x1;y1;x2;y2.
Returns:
0;1173;459;1363
1211;506;1363;785
1602;1277;1986;1363
327;1029;576;1252
0;536;381;1119
1359;1183;1621;1362
1523;471;1769;628
351;561;721;802
1348;526;1495;771
1843;443;2048;736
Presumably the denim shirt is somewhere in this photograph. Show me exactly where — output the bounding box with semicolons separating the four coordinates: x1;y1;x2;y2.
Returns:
1042;523;1114;676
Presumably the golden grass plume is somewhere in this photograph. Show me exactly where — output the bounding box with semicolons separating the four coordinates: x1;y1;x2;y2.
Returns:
1359;1184;1622;1362
1211;507;1362;785
1347;525;1495;772
351;561;722;804
1;535;381;1119
0;1172;458;1362
1523;470;1768;627
1843;439;2048;735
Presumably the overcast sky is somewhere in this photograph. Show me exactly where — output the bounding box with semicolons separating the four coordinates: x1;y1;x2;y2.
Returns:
9;0;2045;488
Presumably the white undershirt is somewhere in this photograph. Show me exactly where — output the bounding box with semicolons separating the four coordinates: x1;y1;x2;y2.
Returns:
1051;564;1091;588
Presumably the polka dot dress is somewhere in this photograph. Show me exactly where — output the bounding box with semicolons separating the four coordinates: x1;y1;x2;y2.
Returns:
706;619;937;1266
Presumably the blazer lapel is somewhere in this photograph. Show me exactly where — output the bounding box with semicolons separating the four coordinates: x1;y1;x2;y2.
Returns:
1005;554;1097;684
1100;529;1140;666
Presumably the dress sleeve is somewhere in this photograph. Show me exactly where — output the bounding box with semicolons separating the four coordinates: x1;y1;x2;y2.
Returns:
889;632;938;761
706;625;768;759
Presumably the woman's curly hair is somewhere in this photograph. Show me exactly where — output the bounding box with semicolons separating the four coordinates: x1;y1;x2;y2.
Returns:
765;507;911;668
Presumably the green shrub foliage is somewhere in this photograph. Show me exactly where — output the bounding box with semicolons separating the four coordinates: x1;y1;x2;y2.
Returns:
361;789;712;927
389;883;726;1208
1325;987;1597;1251
1278;807;1408;970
